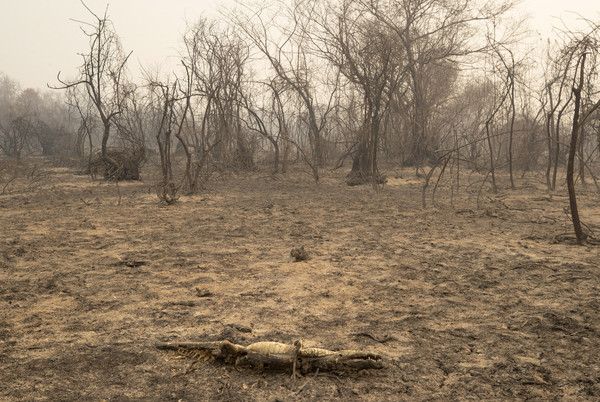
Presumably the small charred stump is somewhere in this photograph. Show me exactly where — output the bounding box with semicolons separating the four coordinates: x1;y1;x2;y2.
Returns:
290;246;308;262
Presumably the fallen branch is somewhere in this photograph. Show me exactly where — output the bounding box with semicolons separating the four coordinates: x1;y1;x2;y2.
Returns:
351;332;395;343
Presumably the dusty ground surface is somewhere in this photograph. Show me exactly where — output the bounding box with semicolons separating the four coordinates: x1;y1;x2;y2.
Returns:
1;158;599;401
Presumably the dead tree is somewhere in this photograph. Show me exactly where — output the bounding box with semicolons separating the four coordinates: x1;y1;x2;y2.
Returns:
183;18;251;172
233;1;339;179
146;79;179;202
307;1;403;187
364;0;517;175
498;47;517;189
52;2;134;178
566;45;600;243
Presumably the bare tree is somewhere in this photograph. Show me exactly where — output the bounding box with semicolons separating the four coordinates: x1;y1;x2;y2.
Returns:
235;78;286;174
542;40;576;191
364;0;515;173
52;2;135;178
66;85;98;166
183;18;251;171
304;0;404;186
564;36;600;243
232;0;340;181
145;78;181;202
493;45;518;189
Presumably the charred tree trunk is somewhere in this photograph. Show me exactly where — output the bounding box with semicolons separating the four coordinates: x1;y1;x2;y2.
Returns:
101;121;110;158
508;71;516;189
347;103;383;187
579;123;586;187
567;53;586;244
545;109;554;191
347;127;375;186
567;51;600;243
485;119;497;193
553;97;572;190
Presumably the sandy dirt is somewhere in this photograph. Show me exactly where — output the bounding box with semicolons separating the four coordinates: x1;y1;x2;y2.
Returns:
1;159;599;401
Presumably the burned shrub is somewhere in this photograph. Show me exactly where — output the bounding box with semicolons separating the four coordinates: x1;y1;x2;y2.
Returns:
88;147;145;181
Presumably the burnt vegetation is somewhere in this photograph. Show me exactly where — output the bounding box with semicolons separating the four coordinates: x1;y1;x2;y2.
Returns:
1;0;600;400
1;2;599;213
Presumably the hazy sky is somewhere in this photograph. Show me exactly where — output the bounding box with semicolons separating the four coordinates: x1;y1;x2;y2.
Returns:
1;0;598;91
